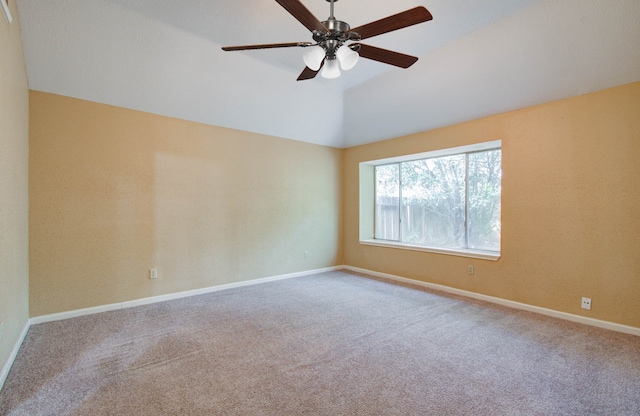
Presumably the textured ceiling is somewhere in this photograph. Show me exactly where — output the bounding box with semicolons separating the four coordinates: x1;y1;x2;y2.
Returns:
16;0;640;148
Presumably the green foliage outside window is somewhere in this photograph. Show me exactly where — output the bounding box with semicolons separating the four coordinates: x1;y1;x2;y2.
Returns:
375;149;501;252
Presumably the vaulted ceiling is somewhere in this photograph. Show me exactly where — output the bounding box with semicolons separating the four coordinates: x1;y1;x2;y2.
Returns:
16;0;640;148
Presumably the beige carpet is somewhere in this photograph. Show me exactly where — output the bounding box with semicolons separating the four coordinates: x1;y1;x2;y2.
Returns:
1;270;639;415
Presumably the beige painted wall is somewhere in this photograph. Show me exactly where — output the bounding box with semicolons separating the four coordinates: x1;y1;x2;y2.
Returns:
343;81;640;328
0;2;29;375
19;44;640;330
29;91;343;316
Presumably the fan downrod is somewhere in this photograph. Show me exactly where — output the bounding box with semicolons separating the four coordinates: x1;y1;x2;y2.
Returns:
310;0;360;58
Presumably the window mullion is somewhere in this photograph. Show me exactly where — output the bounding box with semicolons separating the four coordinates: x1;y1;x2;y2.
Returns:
398;162;403;242
464;154;470;250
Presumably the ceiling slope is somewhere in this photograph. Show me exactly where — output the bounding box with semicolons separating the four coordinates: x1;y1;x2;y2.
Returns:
16;0;640;148
343;0;640;146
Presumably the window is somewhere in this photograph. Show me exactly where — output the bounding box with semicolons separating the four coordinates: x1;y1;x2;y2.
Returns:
363;141;501;260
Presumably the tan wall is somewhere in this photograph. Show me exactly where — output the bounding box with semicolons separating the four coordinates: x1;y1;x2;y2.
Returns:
343;82;640;328
20;50;640;329
29;91;343;316
0;3;29;374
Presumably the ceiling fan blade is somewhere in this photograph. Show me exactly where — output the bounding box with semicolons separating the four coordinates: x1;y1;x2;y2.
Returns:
275;0;329;33
297;61;324;81
222;42;312;51
352;43;418;68
297;67;319;81
348;6;433;40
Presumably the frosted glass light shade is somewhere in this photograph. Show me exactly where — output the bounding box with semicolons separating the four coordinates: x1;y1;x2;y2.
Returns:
321;58;341;79
303;46;325;71
336;45;359;71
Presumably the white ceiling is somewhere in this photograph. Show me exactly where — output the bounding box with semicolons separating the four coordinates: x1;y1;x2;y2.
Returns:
16;0;640;148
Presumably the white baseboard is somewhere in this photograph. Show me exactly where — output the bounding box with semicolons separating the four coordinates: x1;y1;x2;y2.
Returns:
13;263;637;391
30;266;340;325
0;320;30;392
4;266;340;391
342;265;640;337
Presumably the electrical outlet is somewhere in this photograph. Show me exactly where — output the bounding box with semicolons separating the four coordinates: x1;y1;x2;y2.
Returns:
304;251;309;259
467;265;474;275
581;297;592;310
149;268;158;279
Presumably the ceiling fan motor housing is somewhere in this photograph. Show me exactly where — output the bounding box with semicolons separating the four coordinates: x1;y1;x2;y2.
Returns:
313;18;360;58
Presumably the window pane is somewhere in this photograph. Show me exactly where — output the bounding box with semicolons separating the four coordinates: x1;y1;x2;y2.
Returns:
375;164;400;241
467;150;502;251
401;155;466;248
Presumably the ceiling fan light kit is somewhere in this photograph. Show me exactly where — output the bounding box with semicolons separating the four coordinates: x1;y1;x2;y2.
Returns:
303;45;325;71
222;0;433;81
321;57;341;79
336;45;359;71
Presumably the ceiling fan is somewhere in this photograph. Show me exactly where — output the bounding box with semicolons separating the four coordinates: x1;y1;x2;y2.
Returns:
222;0;433;81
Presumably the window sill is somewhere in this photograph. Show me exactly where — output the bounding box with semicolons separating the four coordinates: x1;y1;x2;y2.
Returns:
359;239;500;261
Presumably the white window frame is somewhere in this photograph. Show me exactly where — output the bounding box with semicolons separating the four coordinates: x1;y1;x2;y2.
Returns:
359;141;501;261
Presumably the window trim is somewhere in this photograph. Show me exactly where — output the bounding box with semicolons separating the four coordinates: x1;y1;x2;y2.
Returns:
360;239;500;261
360;140;502;261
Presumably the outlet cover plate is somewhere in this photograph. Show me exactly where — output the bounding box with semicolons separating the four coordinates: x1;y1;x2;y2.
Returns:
581;297;592;310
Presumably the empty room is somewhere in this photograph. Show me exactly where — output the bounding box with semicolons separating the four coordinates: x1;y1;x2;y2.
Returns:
1;0;639;414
